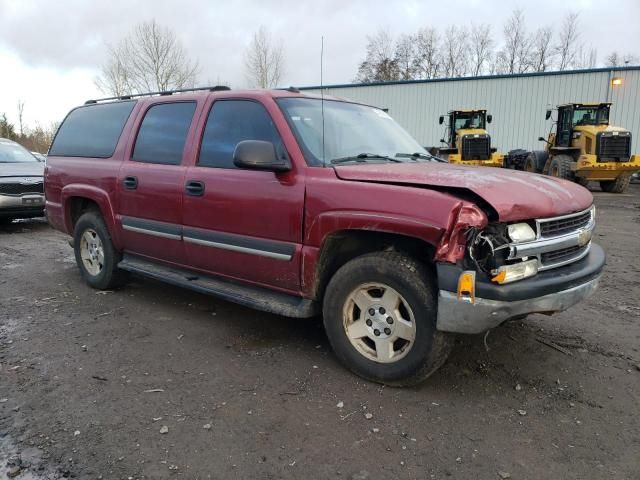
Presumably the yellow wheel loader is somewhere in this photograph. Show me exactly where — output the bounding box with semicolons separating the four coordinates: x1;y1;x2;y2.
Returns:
506;103;640;193
428;110;504;167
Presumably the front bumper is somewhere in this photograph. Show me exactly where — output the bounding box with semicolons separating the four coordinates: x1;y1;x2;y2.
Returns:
0;193;45;218
436;243;605;334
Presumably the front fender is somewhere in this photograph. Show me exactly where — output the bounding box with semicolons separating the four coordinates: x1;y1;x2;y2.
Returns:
305;210;444;248
61;184;122;249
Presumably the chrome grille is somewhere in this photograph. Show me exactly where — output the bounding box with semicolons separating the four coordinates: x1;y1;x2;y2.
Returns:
541;245;588;264
0;181;44;195
508;207;595;271
539;210;592;238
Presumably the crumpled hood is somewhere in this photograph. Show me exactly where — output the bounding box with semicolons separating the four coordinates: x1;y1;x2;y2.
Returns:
0;161;44;178
334;163;593;222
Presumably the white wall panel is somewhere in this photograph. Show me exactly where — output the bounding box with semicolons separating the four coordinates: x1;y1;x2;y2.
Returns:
303;67;640;153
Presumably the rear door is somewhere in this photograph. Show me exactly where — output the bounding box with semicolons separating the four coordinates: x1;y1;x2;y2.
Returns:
182;98;305;292
117;100;200;265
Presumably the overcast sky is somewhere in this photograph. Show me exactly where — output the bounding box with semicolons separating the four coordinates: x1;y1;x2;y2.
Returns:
1;0;639;129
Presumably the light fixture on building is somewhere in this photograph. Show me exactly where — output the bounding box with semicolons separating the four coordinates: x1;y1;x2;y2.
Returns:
612;77;623;86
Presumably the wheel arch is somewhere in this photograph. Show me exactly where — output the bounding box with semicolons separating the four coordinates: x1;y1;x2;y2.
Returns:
61;185;122;249
306;228;438;301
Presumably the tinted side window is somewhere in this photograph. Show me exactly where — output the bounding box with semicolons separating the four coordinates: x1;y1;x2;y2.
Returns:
132;102;196;165
198;100;283;168
49;101;135;158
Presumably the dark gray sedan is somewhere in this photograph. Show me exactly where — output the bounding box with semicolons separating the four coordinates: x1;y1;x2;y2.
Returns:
0;138;45;222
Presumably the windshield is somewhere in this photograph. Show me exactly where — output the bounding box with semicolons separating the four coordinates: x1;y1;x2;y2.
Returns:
572;107;609;126
0;141;38;163
453;112;485;131
277;98;429;166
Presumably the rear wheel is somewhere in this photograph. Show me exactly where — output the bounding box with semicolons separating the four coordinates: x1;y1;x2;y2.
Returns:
73;211;128;289
322;252;453;386
548;154;574;180
600;173;631;193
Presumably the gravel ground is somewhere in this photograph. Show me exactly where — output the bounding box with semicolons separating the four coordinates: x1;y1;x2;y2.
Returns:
1;185;639;479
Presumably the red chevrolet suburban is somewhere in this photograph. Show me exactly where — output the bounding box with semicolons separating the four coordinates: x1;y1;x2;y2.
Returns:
44;87;604;385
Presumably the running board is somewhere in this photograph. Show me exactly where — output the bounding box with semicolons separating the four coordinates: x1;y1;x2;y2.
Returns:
118;254;318;318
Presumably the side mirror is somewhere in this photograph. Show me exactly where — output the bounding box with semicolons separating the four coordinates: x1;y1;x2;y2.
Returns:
438;116;444;125
487;114;492;124
538;136;547;142
439;138;446;144
233;140;291;172
545;109;552;120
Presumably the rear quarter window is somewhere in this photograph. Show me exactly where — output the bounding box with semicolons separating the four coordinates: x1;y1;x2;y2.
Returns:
49;101;136;158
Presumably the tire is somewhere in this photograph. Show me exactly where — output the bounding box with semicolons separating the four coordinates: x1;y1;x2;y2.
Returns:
322;252;454;386
600;173;631;193
548;154;574;180
524;153;537;173
73;211;128;289
575;176;590;187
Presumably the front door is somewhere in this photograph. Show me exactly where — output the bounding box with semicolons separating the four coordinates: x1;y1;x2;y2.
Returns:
182;99;305;293
118;101;199;265
556;107;573;147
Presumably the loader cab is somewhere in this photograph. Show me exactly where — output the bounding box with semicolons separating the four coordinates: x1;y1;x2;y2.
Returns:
440;110;490;147
553;103;611;147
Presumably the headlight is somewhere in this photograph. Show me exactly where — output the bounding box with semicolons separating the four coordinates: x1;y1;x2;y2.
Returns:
491;259;539;284
507;223;536;243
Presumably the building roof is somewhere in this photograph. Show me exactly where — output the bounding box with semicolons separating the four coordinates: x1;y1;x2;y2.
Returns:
300;66;640;91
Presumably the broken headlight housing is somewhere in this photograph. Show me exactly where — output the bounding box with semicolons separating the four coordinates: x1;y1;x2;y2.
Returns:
467;222;539;284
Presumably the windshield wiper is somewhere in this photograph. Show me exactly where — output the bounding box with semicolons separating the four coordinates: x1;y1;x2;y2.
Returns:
330;153;402;164
395;152;445;163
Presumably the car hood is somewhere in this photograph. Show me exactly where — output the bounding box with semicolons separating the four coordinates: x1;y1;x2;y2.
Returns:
0;161;44;178
334;162;593;222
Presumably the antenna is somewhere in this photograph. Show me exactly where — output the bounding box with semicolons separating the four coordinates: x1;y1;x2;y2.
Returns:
321;36;326;167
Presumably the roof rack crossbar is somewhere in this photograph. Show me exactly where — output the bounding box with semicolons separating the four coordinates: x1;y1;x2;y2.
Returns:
84;85;231;104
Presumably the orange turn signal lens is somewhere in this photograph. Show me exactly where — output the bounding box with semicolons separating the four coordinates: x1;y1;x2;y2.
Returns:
457;271;476;304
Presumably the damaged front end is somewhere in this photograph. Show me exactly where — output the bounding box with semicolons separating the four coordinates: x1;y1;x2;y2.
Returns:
434;205;603;335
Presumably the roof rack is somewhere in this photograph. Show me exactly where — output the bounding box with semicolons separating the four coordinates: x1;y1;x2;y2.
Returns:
84;85;231;104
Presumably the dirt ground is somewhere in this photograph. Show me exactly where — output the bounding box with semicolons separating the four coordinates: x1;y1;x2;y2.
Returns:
1;185;639;480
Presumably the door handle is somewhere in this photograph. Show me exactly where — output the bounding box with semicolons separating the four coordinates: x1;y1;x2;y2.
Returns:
123;176;138;190
185;180;205;196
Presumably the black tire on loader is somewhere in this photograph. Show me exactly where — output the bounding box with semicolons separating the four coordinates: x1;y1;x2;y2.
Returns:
600;173;631;193
547;154;574;180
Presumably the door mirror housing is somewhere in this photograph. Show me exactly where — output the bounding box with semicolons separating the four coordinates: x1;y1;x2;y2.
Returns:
233;140;291;172
487;114;492;124
545;109;552;120
438;115;444;125
538;136;547;143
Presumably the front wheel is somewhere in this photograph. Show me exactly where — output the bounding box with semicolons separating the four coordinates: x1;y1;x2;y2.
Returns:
548;154;574;180
600;174;631;193
73;211;128;289
322;252;453;386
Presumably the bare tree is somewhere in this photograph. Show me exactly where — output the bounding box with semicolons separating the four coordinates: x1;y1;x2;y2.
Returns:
355;29;400;83
17;100;25;137
469;24;493;76
95;46;131;97
394;34;417;80
530;26;555;72
574;45;598;69
496;9;531;74
96;19;199;95
555;12;580;70
442;25;469;77
606;51;639;67
244;26;285;88
412;27;441;79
